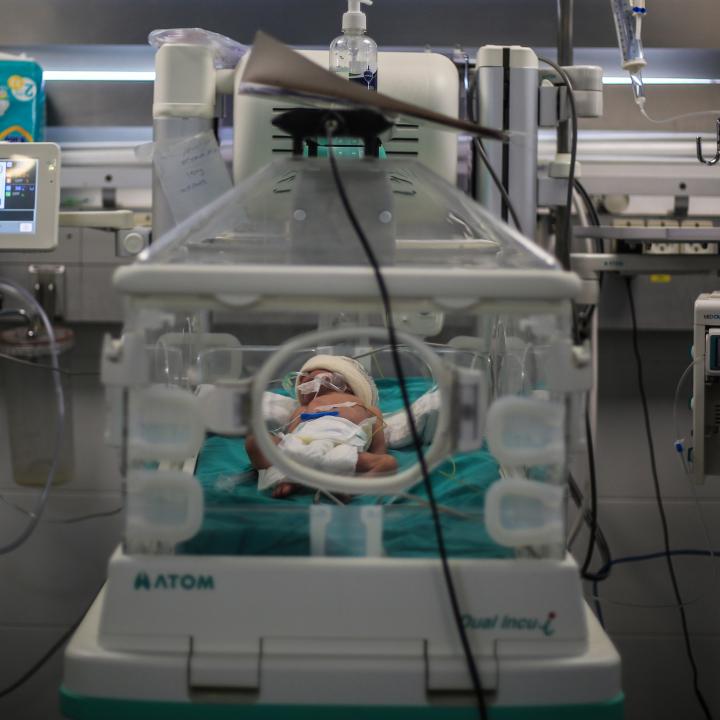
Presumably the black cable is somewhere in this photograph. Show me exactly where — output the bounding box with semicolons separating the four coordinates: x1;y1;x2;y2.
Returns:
573;178;603;335
326;124;489;720
0;586;101;699
593;547;720;630
577;404;612;583
576;305;601;346
50;507;122;524
0;309;31;325
567;475;612;567
0;352;99;377
572;180;603;335
567;475;612;582
574;179;601;232
473;137;524;235
538;57;578;271
625;277;713;720
579;407;597;575
568;473;612;574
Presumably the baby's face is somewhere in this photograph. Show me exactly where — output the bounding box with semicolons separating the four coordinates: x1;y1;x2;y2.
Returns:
299;368;332;382
297;369;348;402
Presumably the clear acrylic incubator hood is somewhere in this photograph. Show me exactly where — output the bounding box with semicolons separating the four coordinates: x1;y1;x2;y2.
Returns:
116;156;581;303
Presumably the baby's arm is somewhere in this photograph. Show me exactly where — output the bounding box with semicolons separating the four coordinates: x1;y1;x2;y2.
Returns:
247;407;303;470
356;407;398;475
245;433;280;470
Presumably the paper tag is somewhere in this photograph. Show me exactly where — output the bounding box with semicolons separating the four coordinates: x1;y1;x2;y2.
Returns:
153;132;232;223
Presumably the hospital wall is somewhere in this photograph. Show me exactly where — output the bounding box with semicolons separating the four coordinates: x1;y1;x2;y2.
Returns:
0;0;718;49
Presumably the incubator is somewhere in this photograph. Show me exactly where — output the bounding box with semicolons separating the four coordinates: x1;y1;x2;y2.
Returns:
61;110;621;717
109;140;583;534
58;28;621;715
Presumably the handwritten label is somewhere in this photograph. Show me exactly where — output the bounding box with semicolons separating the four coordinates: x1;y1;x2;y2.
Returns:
154;132;233;224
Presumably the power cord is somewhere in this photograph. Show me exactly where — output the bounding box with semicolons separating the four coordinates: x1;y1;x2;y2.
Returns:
570;178;602;339
574;179;601;234
576;405;612;584
538;57;578;272
625;277;713;720
473;137;523;235
0;351;99;377
0;495;122;525
0;585;102;700
326;122;489;720
592;548;720;630
567;473;612;575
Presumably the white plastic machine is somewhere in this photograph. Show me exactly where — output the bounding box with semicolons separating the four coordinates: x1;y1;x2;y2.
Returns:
0;142;60;251
61;33;622;720
692;294;720;482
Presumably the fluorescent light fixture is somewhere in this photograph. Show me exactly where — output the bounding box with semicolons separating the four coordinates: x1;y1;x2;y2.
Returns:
604;76;720;86
42;71;720;86
44;70;155;82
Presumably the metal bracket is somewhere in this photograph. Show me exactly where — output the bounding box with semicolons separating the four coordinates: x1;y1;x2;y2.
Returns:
545;340;592;393
28;263;65;323
101;331;150;388
58;210;135;229
197;380;253;436
697;118;720;166
452;366;489;453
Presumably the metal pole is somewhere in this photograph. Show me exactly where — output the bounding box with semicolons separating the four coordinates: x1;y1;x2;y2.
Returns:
555;0;574;267
557;0;574;155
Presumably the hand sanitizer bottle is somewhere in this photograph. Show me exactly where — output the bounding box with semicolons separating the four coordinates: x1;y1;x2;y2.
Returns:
330;0;378;91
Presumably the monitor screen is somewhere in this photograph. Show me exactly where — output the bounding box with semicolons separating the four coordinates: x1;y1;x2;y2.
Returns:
0;158;38;234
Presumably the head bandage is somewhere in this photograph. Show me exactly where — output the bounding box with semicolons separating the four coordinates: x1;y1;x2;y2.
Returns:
296;355;378;408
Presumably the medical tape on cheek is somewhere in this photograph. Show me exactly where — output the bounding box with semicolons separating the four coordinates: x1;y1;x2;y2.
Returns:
298;372;348;396
297;378;321;395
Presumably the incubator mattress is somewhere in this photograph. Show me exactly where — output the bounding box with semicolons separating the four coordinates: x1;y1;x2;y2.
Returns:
180;378;510;558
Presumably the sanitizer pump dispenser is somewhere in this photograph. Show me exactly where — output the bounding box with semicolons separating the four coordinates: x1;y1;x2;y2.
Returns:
330;0;378;91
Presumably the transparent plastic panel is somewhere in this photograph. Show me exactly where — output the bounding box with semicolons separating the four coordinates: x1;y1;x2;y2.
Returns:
139;158;559;271
118;304;574;561
177;504;508;559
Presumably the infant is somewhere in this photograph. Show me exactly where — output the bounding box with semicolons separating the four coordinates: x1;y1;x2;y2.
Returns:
246;355;397;498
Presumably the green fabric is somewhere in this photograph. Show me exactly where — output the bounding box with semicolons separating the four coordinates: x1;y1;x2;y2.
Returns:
180;377;510;558
60;688;625;720
308;136;389;160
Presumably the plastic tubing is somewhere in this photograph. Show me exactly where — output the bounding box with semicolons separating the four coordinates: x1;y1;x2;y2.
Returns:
0;278;65;555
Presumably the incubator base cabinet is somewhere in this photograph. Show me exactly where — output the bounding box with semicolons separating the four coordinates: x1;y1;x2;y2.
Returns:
61;135;622;715
61;555;621;718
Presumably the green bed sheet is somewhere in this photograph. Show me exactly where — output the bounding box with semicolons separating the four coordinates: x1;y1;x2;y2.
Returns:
180;378;511;558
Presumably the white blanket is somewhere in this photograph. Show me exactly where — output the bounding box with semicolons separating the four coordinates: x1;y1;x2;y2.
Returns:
258;415;374;490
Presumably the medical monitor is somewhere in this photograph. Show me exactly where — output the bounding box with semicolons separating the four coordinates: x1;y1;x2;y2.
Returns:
0;143;60;251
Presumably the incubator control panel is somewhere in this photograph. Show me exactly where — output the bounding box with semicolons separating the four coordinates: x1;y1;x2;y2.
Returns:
0;143;60;251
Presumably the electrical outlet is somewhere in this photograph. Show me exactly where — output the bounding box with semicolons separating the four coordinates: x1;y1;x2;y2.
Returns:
681;242;718;255
642;220;681;254
643;242;681;255
680;220;718;254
